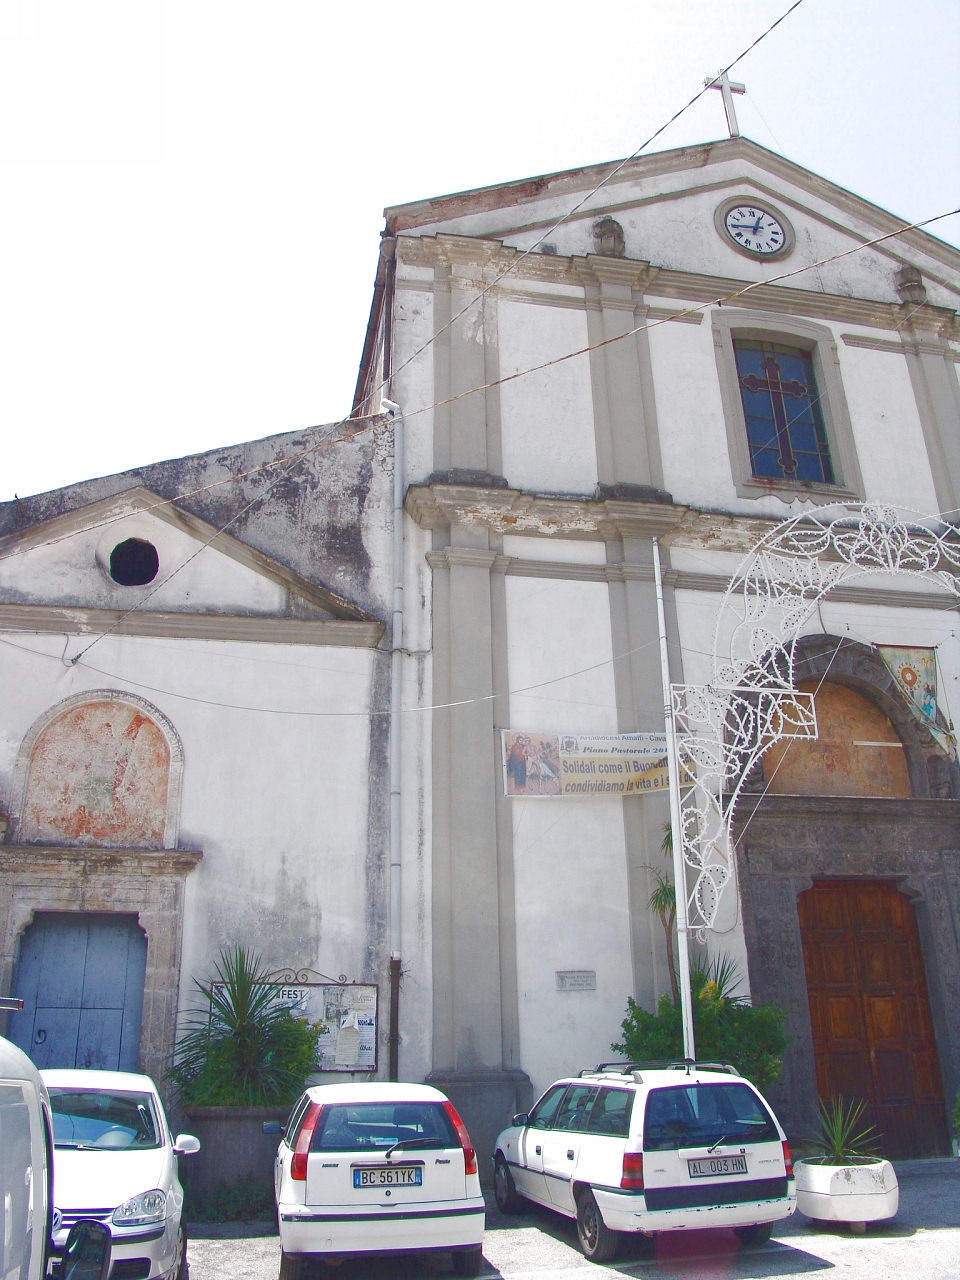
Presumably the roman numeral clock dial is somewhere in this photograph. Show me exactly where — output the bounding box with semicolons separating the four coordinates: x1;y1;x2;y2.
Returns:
717;201;794;259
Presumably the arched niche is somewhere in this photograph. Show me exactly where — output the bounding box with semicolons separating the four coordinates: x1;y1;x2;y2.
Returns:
738;635;959;800
10;690;183;849
763;680;911;798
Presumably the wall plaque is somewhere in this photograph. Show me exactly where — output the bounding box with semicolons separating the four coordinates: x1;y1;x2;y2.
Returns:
556;970;597;991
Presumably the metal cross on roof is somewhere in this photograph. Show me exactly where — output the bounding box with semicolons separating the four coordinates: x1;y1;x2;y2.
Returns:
705;69;746;138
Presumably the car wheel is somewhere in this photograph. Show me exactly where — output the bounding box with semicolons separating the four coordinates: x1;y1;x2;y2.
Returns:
170;1221;188;1280
576;1190;619;1263
279;1248;307;1279
734;1222;773;1247
451;1245;483;1276
493;1157;524;1215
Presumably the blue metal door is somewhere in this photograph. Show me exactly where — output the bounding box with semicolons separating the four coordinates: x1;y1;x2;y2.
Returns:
9;913;146;1071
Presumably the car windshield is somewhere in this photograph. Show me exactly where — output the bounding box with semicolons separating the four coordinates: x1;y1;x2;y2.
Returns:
643;1084;778;1151
48;1089;162;1150
311;1102;457;1153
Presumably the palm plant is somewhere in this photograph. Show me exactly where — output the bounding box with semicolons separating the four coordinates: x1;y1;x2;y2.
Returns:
647;868;679;1006
808;1097;881;1165
646;821;679;1004
170;946;322;1107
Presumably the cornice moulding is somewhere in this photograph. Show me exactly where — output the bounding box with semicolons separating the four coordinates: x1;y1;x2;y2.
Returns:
0;845;203;876
396;235;958;335
406;484;686;539
386;138;960;278
498;559;958;610
425;548;500;570
0;603;385;647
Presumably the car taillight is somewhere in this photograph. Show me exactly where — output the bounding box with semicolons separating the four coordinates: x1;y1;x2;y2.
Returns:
290;1102;323;1180
621;1151;644;1191
442;1100;478;1176
782;1140;793;1177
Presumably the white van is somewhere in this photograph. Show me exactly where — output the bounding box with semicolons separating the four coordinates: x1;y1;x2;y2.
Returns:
493;1063;795;1262
1;1011;115;1280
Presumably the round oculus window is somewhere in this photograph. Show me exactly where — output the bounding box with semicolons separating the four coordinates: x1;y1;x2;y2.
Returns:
109;538;159;586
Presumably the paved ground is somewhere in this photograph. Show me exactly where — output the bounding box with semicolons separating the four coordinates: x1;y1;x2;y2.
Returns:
187;1159;960;1280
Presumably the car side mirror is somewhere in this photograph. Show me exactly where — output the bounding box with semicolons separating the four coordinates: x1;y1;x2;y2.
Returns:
173;1134;201;1155
261;1120;284;1136
512;1113;529;1128
62;1220;112;1280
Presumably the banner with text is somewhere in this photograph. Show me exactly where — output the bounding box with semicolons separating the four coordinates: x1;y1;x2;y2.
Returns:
502;731;672;797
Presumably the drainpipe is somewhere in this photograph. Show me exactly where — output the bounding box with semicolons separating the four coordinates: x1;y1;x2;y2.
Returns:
381;397;404;1081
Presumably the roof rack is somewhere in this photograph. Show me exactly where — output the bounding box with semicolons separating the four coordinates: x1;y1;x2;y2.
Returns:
580;1059;741;1078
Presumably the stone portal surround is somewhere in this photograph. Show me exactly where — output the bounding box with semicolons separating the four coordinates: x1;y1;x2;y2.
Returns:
734;795;960;1142
0;845;202;1086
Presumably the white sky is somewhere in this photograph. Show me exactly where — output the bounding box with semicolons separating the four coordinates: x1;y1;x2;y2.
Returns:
1;0;958;502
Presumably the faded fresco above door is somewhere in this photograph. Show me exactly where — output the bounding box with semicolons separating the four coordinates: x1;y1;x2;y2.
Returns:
763;681;911;798
17;698;173;848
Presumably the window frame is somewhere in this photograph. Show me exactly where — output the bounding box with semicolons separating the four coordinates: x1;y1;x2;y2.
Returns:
712;309;863;503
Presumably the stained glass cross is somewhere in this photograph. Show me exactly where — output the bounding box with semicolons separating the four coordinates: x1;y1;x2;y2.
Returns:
741;355;811;475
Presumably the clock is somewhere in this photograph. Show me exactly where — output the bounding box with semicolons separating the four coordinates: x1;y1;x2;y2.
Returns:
715;198;794;260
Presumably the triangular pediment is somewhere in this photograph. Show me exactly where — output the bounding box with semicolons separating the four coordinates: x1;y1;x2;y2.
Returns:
386;138;960;309
0;487;375;622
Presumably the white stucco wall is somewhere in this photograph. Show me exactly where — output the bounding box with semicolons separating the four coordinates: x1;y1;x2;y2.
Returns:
498;300;597;495
504;575;633;1097
0;627;385;1055
836;339;941;512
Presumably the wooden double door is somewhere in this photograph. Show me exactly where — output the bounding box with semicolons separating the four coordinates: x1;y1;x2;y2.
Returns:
799;880;950;1159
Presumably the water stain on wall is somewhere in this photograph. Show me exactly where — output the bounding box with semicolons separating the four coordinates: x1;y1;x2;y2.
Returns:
19;701;170;847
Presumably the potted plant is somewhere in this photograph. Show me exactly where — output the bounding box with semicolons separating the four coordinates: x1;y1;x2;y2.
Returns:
794;1098;899;1232
170;946;323;1219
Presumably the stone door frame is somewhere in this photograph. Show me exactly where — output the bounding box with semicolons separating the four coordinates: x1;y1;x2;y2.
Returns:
735;793;960;1147
0;845;201;1084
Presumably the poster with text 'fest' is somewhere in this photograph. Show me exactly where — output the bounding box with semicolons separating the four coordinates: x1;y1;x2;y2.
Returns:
261;983;378;1072
502;731;673;797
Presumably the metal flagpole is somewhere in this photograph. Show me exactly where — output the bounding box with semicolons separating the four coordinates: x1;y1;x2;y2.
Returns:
652;537;696;1061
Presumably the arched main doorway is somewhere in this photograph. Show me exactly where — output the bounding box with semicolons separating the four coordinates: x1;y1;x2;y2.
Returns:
798;880;948;1159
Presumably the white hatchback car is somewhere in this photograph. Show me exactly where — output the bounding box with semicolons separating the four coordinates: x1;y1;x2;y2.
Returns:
271;1081;485;1276
42;1070;200;1280
493;1063;795;1262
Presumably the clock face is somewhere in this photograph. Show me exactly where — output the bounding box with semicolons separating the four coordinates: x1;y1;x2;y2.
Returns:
723;205;787;256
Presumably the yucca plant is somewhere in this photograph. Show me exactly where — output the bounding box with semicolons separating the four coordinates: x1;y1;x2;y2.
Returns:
807;1097;881;1165
170;946;323;1107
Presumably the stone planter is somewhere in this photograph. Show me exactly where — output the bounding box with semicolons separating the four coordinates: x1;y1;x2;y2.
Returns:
794;1158;899;1227
179;1106;290;1203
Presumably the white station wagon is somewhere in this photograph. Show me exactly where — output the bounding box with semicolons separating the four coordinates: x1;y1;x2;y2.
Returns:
272;1081;485;1277
493;1063;795;1262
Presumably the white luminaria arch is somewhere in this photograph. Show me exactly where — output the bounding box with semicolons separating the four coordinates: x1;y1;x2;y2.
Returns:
671;502;960;938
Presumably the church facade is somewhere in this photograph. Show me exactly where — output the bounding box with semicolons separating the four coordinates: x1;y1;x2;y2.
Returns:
355;137;960;1161
1;138;959;1169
